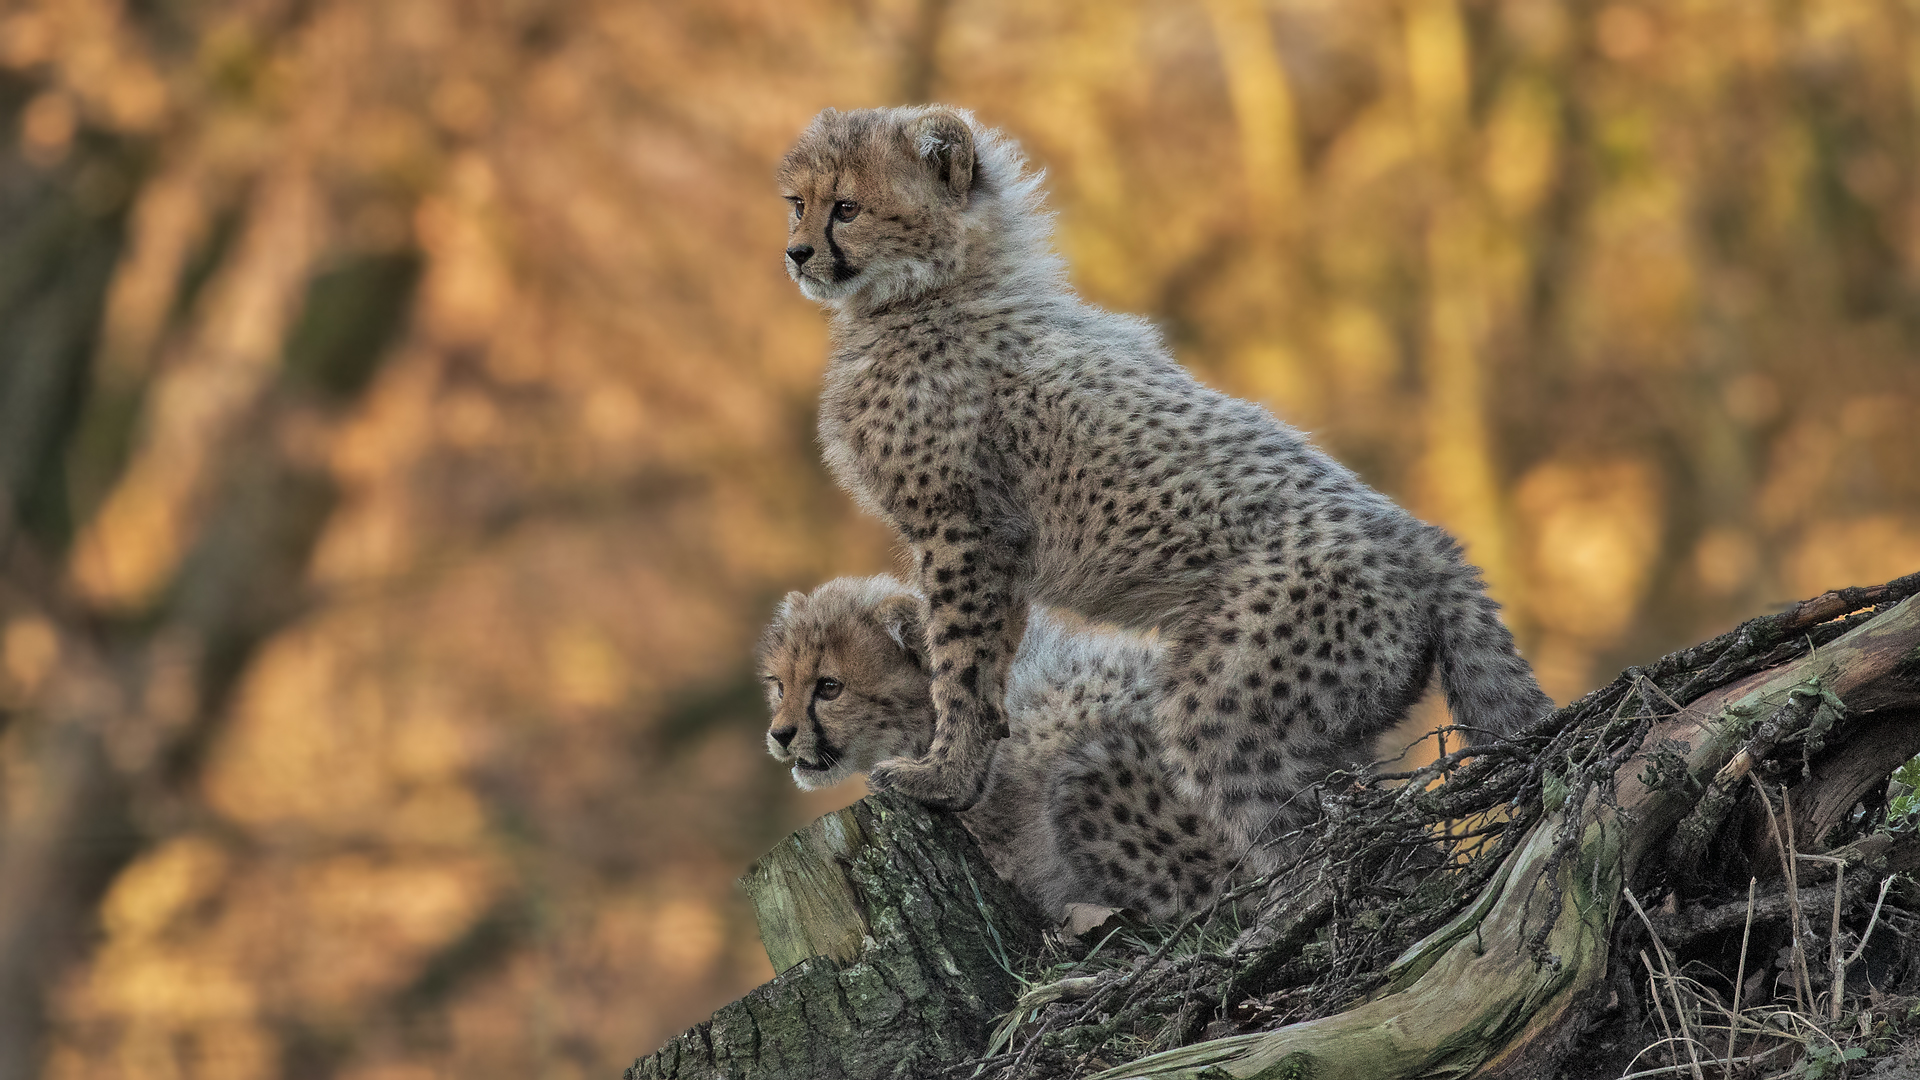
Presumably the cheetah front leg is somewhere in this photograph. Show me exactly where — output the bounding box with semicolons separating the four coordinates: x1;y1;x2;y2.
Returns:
867;523;1028;811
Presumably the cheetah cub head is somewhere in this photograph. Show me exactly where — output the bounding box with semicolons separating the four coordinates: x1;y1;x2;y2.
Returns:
757;576;934;790
777;105;1003;308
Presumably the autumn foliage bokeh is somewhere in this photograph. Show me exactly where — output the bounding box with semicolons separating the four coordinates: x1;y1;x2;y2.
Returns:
1;1;1918;1078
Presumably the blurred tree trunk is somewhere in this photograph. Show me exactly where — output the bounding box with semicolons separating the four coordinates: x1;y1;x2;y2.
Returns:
632;576;1920;1080
896;0;953;104
0;60;420;1077
0;70;143;1080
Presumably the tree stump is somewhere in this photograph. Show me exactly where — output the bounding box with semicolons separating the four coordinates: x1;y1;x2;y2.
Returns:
627;790;1049;1080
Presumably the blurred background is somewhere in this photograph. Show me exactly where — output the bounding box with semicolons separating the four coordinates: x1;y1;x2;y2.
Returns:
0;0;1917;1077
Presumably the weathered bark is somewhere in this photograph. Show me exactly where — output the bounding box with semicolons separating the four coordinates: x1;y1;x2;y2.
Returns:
627;791;1049;1080
630;580;1920;1080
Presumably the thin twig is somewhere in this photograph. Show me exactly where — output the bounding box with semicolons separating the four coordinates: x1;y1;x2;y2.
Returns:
1842;876;1895;968
1626;889;1706;1080
1794;851;1851;1023
1751;776;1809;1013
1641;949;1681;1070
1728;876;1755;1072
1829;860;1844;1022
1782;789;1818;1015
1616;1047;1795;1080
1635;675;1701;725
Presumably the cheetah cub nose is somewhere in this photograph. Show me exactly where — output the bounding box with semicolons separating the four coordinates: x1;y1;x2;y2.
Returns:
770;726;798;750
785;244;814;267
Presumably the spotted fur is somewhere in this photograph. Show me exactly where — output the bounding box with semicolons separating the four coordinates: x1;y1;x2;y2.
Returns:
757;577;1233;921
777;106;1553;870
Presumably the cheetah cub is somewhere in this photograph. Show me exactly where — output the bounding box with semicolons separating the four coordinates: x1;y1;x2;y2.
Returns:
778;106;1552;870
758;576;1235;922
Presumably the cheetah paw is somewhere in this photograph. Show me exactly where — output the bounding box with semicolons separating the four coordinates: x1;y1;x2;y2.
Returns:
868;755;989;812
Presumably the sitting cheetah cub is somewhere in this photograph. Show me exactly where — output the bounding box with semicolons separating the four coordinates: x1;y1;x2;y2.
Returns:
758;576;1235;921
778;106;1551;869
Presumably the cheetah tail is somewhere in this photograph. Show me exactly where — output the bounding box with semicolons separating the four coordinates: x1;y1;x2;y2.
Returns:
1431;585;1554;744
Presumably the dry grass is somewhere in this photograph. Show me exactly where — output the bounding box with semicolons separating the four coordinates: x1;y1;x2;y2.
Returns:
1617;861;1915;1080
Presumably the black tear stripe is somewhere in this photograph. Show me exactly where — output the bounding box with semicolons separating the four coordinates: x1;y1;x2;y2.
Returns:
805;698;844;764
824;211;858;283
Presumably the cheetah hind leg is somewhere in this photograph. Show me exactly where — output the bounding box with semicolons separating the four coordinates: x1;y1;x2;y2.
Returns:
1044;729;1209;923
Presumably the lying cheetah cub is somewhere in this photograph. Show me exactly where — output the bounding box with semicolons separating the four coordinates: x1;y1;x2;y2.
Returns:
779;106;1552;868
758;576;1234;922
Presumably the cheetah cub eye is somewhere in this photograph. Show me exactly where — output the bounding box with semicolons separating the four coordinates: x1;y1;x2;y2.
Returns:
784;196;803;218
815;676;843;700
832;200;860;223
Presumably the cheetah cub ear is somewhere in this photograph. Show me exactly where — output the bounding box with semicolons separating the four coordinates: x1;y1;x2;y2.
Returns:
907;109;975;200
774;590;807;623
874;592;929;672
